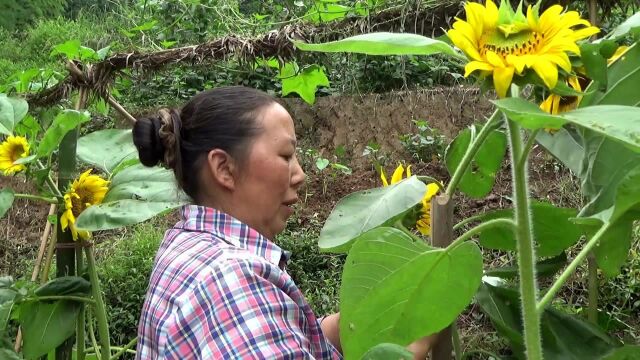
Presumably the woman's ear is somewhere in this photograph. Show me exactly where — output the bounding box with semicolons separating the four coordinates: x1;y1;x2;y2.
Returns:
205;149;237;191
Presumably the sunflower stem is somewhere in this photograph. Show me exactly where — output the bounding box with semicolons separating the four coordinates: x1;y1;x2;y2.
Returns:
14;193;59;204
505;112;543;359
76;245;86;360
85;244;112;360
537;222;611;313
55;87;88;360
445;109;501;197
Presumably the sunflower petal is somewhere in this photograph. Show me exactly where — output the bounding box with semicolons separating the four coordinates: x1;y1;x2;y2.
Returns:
532;59;559;89
493;66;515;98
424;183;440;201
465;61;494;77
380;169;389;186
406;165;412;178
390;164;405;184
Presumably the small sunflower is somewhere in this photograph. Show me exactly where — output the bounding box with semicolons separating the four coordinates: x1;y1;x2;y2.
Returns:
60;169;109;241
381;164;439;236
447;0;599;98
0;135;30;175
540;75;582;115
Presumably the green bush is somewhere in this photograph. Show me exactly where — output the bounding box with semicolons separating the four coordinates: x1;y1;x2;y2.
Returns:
96;222;164;346
0;0;67;31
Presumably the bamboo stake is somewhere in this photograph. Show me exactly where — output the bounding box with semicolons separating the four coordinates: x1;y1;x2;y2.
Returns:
430;194;455;360
106;95;136;125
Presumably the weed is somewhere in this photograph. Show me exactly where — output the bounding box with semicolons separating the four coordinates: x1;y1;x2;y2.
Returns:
399;119;447;163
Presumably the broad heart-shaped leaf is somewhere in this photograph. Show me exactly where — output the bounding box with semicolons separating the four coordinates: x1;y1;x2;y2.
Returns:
280;63;329;105
361;343;413;360
494;98;640;152
586;164;640;225
477;202;582;258
19;300;81;359
294;32;461;58
0;94;28;135
318;176;426;253
103;162;186;203
601;345;640;360
75;199;184;231
477;282;619;360
340;227;482;359
35;276;91;297
445;126;507;198
77;129;137;173
37;110;90;157
0;188;14;219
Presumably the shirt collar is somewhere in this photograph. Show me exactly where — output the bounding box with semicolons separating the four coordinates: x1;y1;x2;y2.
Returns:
178;205;288;268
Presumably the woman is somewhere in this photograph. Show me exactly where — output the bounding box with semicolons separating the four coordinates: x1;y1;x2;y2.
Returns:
133;86;433;359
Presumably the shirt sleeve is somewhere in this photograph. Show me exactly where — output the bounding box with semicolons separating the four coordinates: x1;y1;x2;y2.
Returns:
160;260;331;359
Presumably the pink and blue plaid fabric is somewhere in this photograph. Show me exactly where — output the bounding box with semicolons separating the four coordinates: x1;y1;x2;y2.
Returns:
136;205;342;359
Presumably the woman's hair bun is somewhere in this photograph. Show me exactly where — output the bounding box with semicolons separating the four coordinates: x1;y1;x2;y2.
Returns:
132;109;181;169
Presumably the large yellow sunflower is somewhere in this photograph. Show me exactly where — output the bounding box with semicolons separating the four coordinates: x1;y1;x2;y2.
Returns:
60;169;109;241
447;0;599;98
540;75;582;114
381;164;439;236
0;135;30;175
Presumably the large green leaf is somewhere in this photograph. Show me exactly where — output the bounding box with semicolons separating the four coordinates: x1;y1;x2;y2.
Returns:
318;177;426;253
601;345;640;360
37;110;90;157
0;188;14;219
35;276;91;297
19;300;81;359
485;252;567;279
592;216;636;278
604;12;640;40
75;199;184;231
279;63;329;105
361;343;413;360
587;164;640;225
477;202;582;258
103;162;185;203
0;94;28;135
477;282;619;360
77;129;137;173
445;126;507;198
340;227;482;359
294;32;461;58
494;98;640;152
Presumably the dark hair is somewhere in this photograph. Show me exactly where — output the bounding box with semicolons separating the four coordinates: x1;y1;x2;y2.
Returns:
132;86;277;200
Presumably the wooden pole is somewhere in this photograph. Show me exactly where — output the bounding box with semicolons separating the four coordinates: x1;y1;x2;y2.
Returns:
430;194;455;360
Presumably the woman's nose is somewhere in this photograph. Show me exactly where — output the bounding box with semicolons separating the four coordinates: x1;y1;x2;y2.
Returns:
291;154;306;188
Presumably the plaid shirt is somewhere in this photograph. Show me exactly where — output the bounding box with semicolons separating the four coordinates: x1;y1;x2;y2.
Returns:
136;205;342;359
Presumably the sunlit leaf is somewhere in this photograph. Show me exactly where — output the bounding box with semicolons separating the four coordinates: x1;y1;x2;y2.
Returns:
318;177;426;252
37;110;90;157
604;12;640;40
0;188;14;219
295;32;460;58
361;343;413;359
77;129;137;173
75;199;184;232
280;63;329;104
0;94;28;135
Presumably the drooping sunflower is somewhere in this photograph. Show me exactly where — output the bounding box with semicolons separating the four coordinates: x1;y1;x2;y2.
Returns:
381;164;439;236
0;135;30;175
447;0;599;98
60;169;110;241
540;75;582;114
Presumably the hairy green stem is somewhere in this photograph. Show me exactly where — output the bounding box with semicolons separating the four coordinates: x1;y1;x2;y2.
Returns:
445;109;502;197
519;129;541;169
453;212;490;231
77;246;86;360
452;324;462;360
587;254;599;323
110;337;138;360
85;246;111;360
87;309;101;359
36;160;63;198
14;193;59;204
506;116;543;359
453;218;515;246
537;222;611;312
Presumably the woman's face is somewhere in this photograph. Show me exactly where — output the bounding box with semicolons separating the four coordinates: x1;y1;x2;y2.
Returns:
232;103;305;239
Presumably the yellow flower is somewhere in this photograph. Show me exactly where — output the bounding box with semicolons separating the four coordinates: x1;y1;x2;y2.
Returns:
0;135;30;175
608;45;628;64
540;75;582;115
380;164;440;235
447;0;599;98
60;169;109;241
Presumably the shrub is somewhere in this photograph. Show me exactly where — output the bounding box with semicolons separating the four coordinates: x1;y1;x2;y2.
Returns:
96;222;164;346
